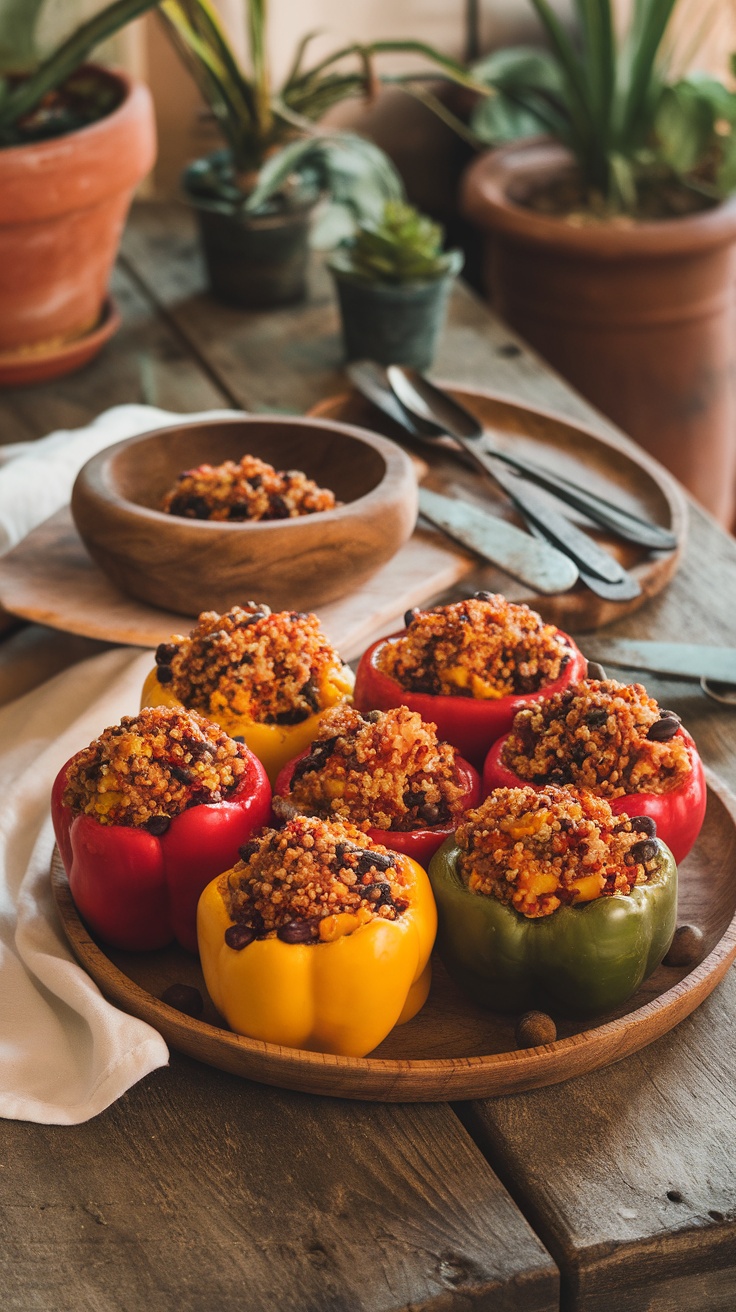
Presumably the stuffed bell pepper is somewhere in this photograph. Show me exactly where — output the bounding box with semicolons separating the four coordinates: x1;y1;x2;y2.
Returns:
354;593;586;769
272;704;481;866
197;815;437;1056
51;706;272;953
483;677;706;862
141;603;354;785
429;784;677;1018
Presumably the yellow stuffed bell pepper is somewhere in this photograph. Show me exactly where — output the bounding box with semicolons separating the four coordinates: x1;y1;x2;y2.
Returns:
197;817;437;1057
140;605;354;786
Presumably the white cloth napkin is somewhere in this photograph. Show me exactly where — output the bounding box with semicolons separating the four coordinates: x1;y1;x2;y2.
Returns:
0;403;239;556
0;643;172;1124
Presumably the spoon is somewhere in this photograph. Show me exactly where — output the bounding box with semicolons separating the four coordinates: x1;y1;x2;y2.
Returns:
387;365;676;552
385;365;640;597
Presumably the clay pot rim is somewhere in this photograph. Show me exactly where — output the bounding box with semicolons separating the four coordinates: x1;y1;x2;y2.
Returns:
461;139;736;259
73;413;416;535
0;64;136;162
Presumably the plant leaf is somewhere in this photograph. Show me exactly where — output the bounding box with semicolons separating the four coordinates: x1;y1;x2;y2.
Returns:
655;82;715;174
0;0;46;74
0;0;164;128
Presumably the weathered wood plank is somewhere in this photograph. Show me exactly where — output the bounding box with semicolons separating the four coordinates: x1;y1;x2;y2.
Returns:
0;259;228;447
0;1053;558;1312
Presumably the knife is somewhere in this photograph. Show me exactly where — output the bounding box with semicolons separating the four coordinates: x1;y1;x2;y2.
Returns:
578;638;736;684
418;487;579;595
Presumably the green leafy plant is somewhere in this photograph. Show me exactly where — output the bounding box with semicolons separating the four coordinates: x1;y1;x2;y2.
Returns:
0;0;164;141
157;0;481;229
333;200;460;283
468;0;736;215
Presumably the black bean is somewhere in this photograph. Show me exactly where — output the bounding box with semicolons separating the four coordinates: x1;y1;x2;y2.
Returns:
161;984;204;1018
560;654;570;670
660;709;682;723
268;494;290;520
647;717;681;741
356;849;395;875
227;502;251;520
170;764;195;785
275;707;310;725
403;790;425;808
419;804;442;825
663;924;705;968
629;814;657;837
238;840;259;863
156;665;174;685
247;474;262;490
155;642;178;666
300;678;321;711
361;882;394;907
232;735;245;743
631;839;659;864
586;708;609;726
277;920;318;944
225;924;256;950
473;590;493;602
586;661;607;681
404;608;420;628
365;709;382;723
144;814;170;835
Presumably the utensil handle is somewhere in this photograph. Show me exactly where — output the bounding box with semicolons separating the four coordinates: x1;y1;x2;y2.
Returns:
479;445;677;550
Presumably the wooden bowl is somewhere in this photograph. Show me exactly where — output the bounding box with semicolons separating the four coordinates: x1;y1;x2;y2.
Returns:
71;416;418;616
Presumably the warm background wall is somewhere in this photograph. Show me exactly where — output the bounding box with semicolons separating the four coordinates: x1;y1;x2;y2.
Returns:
33;0;736;206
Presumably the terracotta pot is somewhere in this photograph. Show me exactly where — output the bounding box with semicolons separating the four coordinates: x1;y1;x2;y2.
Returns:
0;67;156;368
461;141;736;527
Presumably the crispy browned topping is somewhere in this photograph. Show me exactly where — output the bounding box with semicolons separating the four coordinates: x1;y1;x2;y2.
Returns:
222;816;409;943
276;704;465;831
457;785;661;918
501;679;691;798
379;595;569;698
161;453;337;522
156;605;349;724
63;706;248;829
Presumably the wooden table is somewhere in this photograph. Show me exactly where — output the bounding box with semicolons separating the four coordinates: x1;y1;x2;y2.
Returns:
1;203;736;1312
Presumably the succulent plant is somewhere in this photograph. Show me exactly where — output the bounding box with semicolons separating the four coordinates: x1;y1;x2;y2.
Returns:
339;201;458;284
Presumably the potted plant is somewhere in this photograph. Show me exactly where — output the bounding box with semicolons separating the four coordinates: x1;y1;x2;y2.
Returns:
460;0;736;527
328;199;463;368
0;0;160;385
156;0;477;308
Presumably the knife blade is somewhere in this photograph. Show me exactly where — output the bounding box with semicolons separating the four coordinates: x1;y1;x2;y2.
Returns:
418;487;579;595
578;638;736;684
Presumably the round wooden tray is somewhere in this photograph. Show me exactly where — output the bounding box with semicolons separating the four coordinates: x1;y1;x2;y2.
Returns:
51;772;736;1102
309;384;688;630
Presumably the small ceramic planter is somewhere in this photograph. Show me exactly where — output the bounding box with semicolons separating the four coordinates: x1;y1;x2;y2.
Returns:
184;158;320;309
328;249;463;370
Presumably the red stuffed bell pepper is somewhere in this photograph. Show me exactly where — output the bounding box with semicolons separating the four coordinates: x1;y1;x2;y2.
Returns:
273;704;482;867
354;594;587;769
483;679;706;863
51;706;272;954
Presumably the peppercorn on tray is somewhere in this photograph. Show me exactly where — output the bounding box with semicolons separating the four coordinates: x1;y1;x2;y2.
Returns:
50;770;736;1102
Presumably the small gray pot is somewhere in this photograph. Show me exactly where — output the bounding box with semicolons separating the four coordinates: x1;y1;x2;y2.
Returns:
184;155;319;309
328;249;463;370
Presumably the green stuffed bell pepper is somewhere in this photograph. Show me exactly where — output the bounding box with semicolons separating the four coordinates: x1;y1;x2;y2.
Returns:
428;785;678;1018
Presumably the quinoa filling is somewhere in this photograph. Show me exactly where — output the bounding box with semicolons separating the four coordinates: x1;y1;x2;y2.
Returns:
62;706;248;830
154;604;351;725
456;785;662;919
161;452;337;521
501;679;691;798
378;593;569;698
222;816;409;945
274;704;466;831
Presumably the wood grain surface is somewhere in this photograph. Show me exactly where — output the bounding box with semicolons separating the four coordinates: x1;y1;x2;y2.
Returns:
3;202;736;1312
0;1051;558;1312
50;769;736;1101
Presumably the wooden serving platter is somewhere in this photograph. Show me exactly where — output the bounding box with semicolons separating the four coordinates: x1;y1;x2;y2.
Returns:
51;771;736;1103
310;384;688;630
